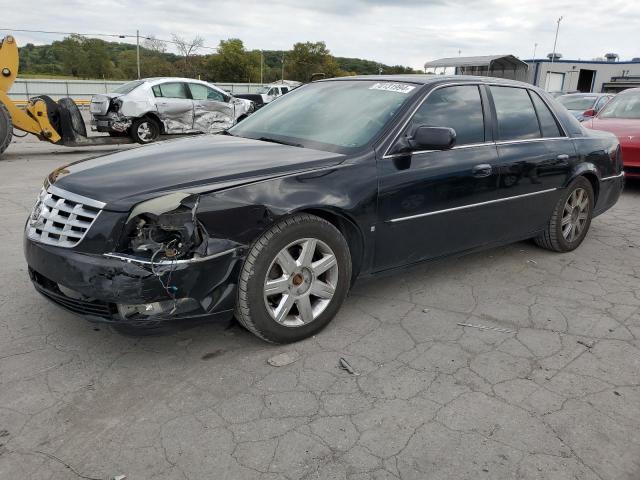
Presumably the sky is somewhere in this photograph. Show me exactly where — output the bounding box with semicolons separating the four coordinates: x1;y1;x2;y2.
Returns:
2;0;640;69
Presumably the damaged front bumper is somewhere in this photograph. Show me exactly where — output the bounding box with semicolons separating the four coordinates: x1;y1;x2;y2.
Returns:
24;237;242;326
91;113;132;133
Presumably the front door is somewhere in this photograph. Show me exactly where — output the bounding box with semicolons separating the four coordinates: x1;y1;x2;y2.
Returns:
152;82;194;133
188;83;235;133
375;84;502;270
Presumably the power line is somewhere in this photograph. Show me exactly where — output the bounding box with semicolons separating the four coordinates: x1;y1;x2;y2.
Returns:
0;28;218;51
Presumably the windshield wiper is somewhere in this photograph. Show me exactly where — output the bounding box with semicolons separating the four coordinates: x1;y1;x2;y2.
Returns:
258;137;304;148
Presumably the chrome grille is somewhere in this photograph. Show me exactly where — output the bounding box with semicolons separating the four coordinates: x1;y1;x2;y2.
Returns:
27;185;105;248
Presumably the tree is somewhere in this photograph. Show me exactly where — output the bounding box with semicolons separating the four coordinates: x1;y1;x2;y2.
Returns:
172;34;204;76
285;41;348;82
51;35;89;77
83;38;112;78
144;35;167;53
205;39;260;82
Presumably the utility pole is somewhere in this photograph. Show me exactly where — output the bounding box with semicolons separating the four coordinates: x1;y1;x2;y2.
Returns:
136;29;141;79
260;50;264;84
281;54;285;81
532;42;538;61
551;16;563;65
545;16;563;91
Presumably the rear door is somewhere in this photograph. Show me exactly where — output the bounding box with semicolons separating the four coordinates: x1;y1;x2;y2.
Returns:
188;83;235;133
375;83;502;270
488;85;574;237
152;82;194;133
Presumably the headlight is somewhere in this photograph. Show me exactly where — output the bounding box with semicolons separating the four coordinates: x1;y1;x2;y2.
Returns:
122;193;207;261
111;98;122;112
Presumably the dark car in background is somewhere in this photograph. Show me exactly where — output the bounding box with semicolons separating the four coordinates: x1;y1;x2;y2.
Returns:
25;75;623;343
557;92;614;122
583;87;640;177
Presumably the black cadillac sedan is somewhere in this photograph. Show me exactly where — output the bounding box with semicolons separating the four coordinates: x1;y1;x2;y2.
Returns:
24;75;624;343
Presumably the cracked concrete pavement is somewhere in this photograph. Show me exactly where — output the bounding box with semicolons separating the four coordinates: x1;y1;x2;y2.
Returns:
1;138;639;480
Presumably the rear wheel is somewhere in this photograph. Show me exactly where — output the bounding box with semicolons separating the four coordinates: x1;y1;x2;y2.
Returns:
535;176;594;252
236;213;352;343
0;101;12;156
130;117;160;144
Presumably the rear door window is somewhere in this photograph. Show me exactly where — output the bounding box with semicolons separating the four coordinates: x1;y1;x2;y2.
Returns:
530;92;563;138
490;86;541;141
155;82;190;99
408;85;485;146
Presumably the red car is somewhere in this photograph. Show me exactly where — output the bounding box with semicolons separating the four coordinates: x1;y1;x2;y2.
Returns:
583;88;640;178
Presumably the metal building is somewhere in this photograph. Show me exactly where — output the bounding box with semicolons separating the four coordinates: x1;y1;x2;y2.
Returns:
525;55;640;93
424;55;530;82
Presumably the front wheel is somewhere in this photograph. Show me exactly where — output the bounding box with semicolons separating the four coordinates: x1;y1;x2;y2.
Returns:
236;213;352;343
534;176;594;252
130;117;160;144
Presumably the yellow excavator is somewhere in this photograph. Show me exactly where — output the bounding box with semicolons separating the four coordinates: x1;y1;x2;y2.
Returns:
0;35;130;158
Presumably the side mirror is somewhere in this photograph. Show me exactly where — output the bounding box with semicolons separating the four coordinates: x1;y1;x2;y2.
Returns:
582;108;596;117
408;126;456;151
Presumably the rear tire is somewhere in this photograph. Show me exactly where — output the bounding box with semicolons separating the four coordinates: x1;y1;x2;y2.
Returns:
0;101;12;156
130;117;160;144
534;176;594;252
236;213;352;343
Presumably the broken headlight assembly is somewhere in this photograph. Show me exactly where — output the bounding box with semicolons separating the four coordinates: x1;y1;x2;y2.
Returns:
109;97;122;113
121;193;208;262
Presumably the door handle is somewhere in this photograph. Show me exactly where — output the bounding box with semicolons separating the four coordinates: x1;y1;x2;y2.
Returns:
472;164;493;178
557;154;569;160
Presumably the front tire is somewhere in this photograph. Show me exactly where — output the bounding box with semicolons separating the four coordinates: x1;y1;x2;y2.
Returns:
236;213;352;343
130;117;160;144
535;176;594;252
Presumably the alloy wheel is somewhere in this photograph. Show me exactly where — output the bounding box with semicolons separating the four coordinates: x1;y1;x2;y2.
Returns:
263;238;339;327
561;187;590;242
137;122;153;142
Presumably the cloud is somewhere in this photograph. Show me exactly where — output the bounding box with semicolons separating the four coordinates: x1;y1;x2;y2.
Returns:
3;0;640;69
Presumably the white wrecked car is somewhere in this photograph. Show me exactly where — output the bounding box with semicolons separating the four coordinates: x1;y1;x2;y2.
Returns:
90;78;254;143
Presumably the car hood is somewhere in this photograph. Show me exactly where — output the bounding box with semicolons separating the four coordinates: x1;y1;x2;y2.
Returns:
584;118;640;145
51;135;346;211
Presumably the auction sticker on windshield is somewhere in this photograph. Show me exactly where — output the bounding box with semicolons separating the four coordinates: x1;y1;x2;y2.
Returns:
369;82;416;94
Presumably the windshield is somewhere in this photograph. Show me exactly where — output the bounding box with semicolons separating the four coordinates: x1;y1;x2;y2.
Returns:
558;95;597;110
112;80;145;94
229;80;418;152
257;86;270;94
598;93;640;119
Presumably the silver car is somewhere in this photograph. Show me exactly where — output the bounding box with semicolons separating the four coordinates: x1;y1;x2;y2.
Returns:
557;93;614;122
90;78;254;143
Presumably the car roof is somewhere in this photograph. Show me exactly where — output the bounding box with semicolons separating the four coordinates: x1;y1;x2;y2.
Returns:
322;74;534;88
559;93;606;97
618;87;640;95
137;77;228;95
